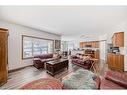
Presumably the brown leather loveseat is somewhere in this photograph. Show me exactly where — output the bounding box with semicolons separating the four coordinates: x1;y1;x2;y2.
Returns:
71;53;93;69
33;53;60;69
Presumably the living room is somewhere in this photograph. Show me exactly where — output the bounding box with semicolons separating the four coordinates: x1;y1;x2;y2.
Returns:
0;6;127;91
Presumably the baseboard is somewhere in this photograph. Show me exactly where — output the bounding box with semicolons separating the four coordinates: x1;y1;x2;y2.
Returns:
8;65;33;73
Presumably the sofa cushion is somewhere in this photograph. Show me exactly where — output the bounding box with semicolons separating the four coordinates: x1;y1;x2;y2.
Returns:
105;71;127;88
76;60;84;64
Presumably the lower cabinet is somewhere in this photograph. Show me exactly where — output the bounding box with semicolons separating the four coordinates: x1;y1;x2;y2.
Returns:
107;53;124;72
94;51;100;59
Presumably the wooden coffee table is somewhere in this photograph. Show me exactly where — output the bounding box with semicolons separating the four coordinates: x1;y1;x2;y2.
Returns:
46;59;69;75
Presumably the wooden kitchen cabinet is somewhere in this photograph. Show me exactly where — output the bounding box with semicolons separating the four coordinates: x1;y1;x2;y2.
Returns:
83;42;86;47
94;50;100;59
92;42;95;47
80;42;83;48
112;32;124;47
0;28;8;86
96;41;99;48
107;53;124;72
79;41;99;48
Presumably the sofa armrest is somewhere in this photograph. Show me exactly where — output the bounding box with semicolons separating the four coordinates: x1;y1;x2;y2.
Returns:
33;58;45;69
105;71;127;88
84;60;93;64
33;58;41;60
33;59;41;64
94;76;101;89
70;55;77;59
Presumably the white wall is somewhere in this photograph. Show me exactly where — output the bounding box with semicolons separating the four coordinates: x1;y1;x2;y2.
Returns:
61;35;99;42
68;40;80;49
0;20;61;70
99;41;107;61
99;34;107;61
61;41;68;51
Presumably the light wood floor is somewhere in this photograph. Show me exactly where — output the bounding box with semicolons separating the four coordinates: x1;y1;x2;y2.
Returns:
0;60;107;89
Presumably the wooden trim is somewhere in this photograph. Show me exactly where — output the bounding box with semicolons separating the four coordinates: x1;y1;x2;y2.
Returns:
22;57;34;60
22;35;54;41
22;35;55;60
0;28;9;36
80;41;100;43
22;35;24;60
99;40;106;42
8;65;33;73
0;28;8;31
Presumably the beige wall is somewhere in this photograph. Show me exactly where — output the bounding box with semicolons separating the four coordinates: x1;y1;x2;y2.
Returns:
0;20;61;70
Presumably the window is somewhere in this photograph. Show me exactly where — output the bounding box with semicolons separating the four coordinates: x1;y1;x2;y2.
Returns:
22;35;54;59
68;43;74;51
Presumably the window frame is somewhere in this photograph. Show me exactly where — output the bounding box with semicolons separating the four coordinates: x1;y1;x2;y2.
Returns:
22;35;54;60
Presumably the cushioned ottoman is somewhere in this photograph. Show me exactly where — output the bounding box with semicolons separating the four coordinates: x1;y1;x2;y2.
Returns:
21;78;62;90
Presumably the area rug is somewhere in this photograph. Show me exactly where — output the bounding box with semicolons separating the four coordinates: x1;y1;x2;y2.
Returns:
21;78;63;90
62;69;99;89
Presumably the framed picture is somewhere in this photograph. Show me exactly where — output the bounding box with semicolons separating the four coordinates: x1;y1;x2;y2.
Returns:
55;40;61;49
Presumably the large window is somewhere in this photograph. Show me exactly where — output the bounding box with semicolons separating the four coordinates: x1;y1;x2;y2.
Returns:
22;35;54;59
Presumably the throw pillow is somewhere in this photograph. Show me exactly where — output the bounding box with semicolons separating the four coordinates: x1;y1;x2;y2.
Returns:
79;55;83;59
83;56;90;61
53;53;59;58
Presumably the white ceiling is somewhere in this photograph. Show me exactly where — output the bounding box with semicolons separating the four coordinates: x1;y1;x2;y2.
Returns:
0;6;127;40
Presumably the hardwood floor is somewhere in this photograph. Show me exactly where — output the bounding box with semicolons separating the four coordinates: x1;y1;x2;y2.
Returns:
0;60;107;89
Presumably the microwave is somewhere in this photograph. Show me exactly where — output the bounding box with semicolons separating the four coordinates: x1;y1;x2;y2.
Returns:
112;47;120;53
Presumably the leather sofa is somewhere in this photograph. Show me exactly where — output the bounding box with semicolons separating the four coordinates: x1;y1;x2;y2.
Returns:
71;53;93;69
33;53;60;69
100;70;127;89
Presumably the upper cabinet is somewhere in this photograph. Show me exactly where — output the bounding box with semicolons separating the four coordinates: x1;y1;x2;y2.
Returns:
80;41;99;48
80;42;84;48
112;32;124;47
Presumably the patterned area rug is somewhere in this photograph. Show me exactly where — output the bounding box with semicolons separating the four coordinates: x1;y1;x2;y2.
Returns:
21;78;62;90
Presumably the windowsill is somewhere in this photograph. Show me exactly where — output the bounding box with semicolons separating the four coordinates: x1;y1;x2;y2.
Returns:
22;57;34;60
